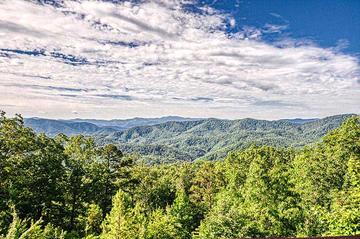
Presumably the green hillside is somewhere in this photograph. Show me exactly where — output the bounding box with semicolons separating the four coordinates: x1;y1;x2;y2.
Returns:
97;114;355;162
23;114;355;163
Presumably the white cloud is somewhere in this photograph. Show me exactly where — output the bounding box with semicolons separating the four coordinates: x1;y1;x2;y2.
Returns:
263;23;288;33
229;18;236;28
0;0;359;119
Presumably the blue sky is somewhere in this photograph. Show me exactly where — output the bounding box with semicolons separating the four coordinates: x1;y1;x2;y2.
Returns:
197;0;360;55
0;0;359;119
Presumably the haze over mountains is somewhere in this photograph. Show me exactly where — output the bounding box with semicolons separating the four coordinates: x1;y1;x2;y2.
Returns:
24;115;319;137
24;116;201;136
24;114;355;163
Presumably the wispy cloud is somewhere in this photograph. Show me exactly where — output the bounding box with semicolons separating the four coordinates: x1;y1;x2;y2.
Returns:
0;0;359;119
263;23;288;34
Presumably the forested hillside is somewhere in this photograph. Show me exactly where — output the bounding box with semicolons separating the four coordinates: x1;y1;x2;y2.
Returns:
25;114;354;163
102;114;353;162
24;116;200;137
1;111;359;238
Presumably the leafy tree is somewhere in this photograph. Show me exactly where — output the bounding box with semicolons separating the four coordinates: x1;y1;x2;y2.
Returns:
0;113;66;229
198;146;300;238
62;135;98;232
131;165;177;212
292;116;360;236
0;211;64;239
189;161;225;215
82;204;103;237
195;190;245;239
169;189;195;239
144;208;178;239
101;190;145;239
325;153;360;235
97;144;134;217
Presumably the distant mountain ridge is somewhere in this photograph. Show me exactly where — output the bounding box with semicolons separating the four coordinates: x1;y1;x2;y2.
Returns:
97;114;355;162
68;116;202;131
24;116;200;136
279;118;319;124
24;115;321;136
24;114;357;162
24;118;103;137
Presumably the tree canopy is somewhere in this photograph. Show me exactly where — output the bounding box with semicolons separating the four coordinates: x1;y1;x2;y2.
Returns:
0;111;359;238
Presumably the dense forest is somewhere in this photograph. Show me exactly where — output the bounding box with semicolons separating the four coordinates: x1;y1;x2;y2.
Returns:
25;114;354;163
0;111;359;238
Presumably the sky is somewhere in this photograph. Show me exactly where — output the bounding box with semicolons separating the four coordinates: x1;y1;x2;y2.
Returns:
0;0;359;120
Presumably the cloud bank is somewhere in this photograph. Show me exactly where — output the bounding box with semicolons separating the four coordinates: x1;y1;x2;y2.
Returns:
0;0;359;119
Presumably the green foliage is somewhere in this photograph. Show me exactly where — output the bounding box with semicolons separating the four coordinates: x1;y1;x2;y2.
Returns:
195;190;245;239
197;146;301;238
101;190;145;239
0;112;133;237
25;113;354;162
325;152;360;235
0;211;64;239
325;189;360;235
82;204;103;237
102;114;355;162
145;209;178;239
1;111;359;238
0;113;66;230
291;116;360;236
189;161;225;214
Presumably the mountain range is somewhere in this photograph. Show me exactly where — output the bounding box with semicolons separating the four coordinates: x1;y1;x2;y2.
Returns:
24;114;356;163
24;116;200;136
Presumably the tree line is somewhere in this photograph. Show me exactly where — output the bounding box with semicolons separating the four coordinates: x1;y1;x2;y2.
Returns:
0;111;359;238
